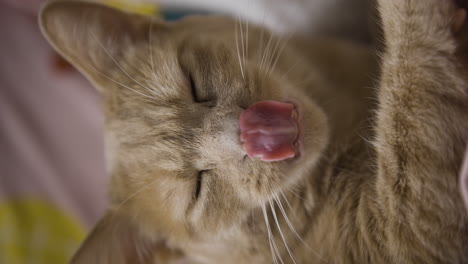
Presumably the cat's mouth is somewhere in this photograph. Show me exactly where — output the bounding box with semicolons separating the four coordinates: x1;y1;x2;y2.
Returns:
240;101;301;162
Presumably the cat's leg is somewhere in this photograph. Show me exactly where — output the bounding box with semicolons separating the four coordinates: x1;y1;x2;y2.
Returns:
373;0;468;262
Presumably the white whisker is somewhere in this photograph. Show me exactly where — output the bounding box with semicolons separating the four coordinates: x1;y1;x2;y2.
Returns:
278;60;301;82
261;204;282;264
274;194;304;245
149;18;155;75
257;8;266;62
245;0;249;77
270;200;297;264
260;32;274;72
275;195;328;263
235;19;246;80
86;63;155;100
113;177;160;214
263;2;302;78
238;16;246;79
269;35;292;76
264;35;282;75
90;31;159;97
284;186;305;202
280;191;296;217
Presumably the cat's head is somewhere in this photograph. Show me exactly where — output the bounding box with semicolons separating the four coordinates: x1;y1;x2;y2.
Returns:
40;0;329;262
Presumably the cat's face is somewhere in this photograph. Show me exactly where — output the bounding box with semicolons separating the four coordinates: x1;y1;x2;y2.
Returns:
40;0;329;258
103;16;330;240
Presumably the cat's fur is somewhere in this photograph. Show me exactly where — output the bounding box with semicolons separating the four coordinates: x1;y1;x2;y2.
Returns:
39;0;468;263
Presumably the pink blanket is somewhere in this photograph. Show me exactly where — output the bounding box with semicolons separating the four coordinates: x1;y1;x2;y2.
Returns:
0;2;108;263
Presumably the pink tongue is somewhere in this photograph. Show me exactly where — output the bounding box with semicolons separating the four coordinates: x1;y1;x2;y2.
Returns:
240;101;298;161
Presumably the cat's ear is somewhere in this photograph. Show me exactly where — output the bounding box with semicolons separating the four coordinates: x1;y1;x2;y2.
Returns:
71;210;158;264
39;0;161;90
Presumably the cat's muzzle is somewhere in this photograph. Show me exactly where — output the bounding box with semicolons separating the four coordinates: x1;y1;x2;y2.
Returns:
240;101;300;162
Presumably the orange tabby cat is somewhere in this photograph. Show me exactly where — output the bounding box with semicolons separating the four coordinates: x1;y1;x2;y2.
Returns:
39;0;468;263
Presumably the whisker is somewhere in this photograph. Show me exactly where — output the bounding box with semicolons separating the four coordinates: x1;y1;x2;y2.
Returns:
279;190;296;217
257;8;266;62
263;2;302;77
284;186;306;202
235;19;246;80
275;195;328;263
266;25;298;77
268;34;293;76
278;60;301;82
113;177;160;215
260;32;274;72
245;0;249;77
274;194;305;245
265;182;287;264
261;203;281;264
238;15;246;79
270;200;297;264
264;34;283;76
86;62;155;100
90;31;159;97
149;17;156;75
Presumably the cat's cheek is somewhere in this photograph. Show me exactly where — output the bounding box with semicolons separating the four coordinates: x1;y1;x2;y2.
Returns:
159;180;193;222
293;98;329;162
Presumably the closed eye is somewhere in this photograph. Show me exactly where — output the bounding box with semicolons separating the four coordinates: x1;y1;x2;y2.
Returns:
188;73;215;105
189;72;202;103
194;170;206;200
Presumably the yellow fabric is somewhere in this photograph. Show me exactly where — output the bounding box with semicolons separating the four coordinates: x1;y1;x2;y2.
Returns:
101;0;159;16
0;199;85;264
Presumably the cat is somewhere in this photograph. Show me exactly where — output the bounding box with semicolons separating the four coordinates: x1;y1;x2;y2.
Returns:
39;0;468;263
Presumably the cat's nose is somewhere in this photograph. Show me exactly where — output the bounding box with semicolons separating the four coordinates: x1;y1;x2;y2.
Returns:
240;101;299;162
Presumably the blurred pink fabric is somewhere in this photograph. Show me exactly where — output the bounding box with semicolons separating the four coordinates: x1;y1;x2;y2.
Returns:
0;1;108;228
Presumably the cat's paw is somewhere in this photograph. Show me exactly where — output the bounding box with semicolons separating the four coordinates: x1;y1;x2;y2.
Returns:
379;0;467;51
379;0;460;20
